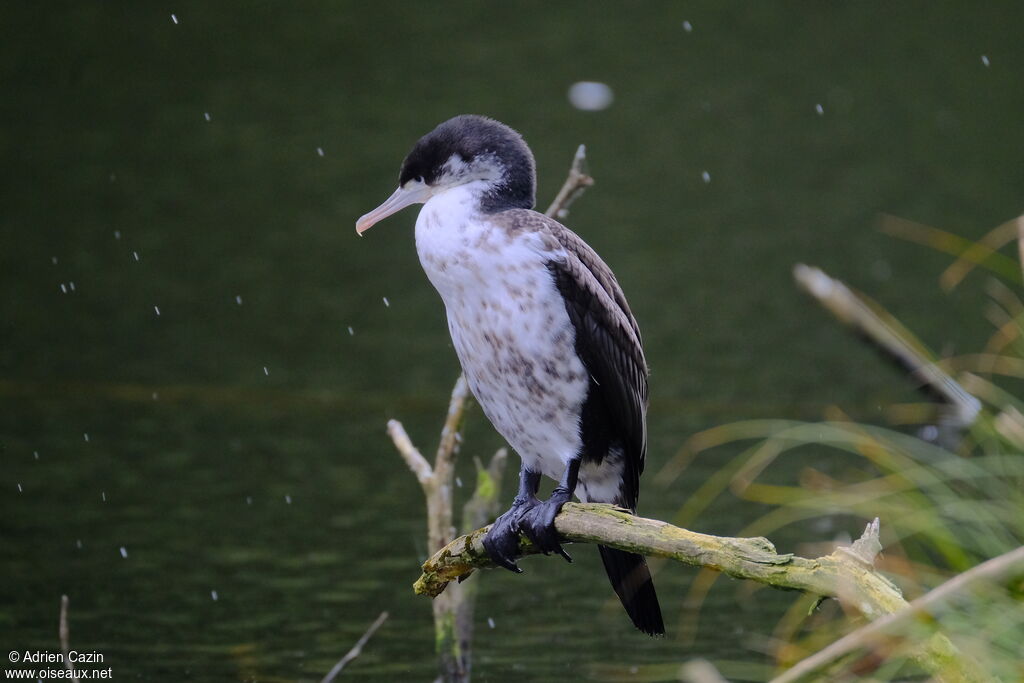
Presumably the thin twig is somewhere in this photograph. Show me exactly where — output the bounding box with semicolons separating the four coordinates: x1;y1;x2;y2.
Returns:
387;419;432;489
59;595;78;683
544;144;594;220
772;545;1024;683
320;611;389;683
433;375;470;493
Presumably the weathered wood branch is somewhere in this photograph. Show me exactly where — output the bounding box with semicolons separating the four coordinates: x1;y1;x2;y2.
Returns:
793;263;981;435
774;544;1024;683
415;503;988;683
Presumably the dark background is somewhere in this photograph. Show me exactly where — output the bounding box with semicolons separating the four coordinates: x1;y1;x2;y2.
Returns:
2;3;1021;680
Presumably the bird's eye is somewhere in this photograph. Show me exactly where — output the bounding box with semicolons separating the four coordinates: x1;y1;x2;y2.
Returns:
416;176;425;184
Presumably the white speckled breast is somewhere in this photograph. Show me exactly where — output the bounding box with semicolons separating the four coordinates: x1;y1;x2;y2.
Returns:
415;183;589;480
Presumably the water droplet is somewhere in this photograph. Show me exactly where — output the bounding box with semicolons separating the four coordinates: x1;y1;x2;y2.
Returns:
383;296;390;307
204;112;211;121
171;13;179;24
114;230;121;240
83;433;90;442
682;20;693;32
701;170;711;183
284;495;292;504
316;147;325;157
263;366;269;376
568;81;614;111
119;546;128;558
60;283;68;294
17;483;22;493
69;281;76;292
347;326;354;336
132;251;140;261
487;617;496;629
101;491;106;502
981;54;990;67
815;103;824;115
154;305;161;316
455;476;462;488
210;590;219;601
235;295;243;305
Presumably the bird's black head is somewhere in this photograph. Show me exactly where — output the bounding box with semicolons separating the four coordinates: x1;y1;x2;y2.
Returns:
398;115;536;213
355;115;537;234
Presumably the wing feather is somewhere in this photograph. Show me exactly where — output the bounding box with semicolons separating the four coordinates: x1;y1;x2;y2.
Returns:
494;209;649;505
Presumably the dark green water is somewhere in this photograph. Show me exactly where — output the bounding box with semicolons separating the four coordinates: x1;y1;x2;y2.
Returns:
3;3;1022;680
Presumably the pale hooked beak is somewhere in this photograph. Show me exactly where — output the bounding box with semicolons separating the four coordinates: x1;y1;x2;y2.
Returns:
355;184;432;235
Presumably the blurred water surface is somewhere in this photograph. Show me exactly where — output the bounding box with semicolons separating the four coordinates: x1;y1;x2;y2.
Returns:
2;3;1022;680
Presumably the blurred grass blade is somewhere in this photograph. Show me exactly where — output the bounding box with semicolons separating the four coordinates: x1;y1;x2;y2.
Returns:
878;213;1023;286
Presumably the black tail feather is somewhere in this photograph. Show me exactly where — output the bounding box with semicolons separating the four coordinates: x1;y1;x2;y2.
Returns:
597;545;664;636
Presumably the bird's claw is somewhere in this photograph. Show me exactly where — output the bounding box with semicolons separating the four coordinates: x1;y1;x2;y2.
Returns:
517;496;572;563
483;505;530;573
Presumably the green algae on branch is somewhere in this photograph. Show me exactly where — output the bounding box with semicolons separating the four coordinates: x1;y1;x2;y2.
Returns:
416;502;822;598
414;503;988;683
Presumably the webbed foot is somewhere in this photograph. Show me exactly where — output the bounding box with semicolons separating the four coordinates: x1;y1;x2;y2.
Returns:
482;498;538;573
516;491;573;563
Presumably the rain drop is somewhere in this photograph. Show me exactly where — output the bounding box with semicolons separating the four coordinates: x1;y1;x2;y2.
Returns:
101;491;106;502
246;496;253;505
455;476;463;488
263;366;269;376
682;20;693;32
84;433;90;442
815;103;824;115
119;546;128;559
132;251;140;261
17;483;22;493
235;295;243;305
285;495;292;504
76;539;83;549
33;451;39;460
211;590;219;601
487;617;496;629
316;147;325;157
60;283;68;294
347;326;354;336
981;54;990;67
171;13;179;24
154;305;161;316
152;392;159;401
383;296;390;307
51;256;58;265
701;170;711;183
568;81;614;111
204;112;211;121
69;281;76;292
114;230;121;240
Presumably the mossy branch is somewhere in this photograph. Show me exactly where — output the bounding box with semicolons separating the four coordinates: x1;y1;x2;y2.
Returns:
415;503;988;683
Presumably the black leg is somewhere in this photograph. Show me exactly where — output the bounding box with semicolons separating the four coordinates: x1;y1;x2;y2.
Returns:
482;465;541;572
517;458;580;563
